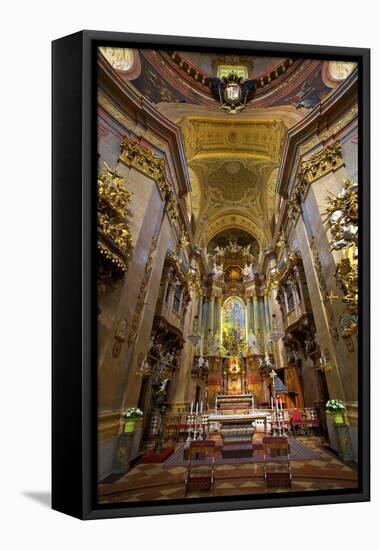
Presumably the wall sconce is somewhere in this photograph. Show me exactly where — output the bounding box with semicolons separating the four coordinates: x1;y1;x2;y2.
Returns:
317;349;333;373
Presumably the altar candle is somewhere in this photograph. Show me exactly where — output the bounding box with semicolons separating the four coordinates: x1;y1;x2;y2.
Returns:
271;397;274;410
200;401;203;413
276;398;279;414
196;401;198;414
190;401;193;414
280;398;283;412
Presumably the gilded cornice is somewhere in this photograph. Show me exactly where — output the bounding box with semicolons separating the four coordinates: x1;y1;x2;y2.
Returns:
119;134;170;195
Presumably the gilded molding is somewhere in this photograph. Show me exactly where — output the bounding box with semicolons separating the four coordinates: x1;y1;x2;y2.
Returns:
296;141;344;201
97;163;133;292
128;234;158;345
119;135;170;194
324;178;358;332
119;134;179;225
287;193;301;223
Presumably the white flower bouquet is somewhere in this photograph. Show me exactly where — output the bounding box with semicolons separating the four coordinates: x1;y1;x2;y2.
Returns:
325;399;345;412
123;407;144;419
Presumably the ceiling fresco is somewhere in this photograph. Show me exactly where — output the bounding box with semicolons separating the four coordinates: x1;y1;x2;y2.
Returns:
176;52;286;79
98;47;357;251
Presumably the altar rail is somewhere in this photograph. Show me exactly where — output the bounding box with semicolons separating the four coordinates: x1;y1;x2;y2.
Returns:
148;408;320;439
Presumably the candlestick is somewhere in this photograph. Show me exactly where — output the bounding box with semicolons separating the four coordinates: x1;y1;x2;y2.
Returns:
200;401;203;413
271;397;274;410
195;401;198;414
190;401;193;414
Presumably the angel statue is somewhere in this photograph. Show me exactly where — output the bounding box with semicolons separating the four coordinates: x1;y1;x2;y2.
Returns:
157;378;169;396
214;245;225;257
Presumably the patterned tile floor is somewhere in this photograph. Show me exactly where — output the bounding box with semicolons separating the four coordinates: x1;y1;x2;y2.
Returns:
98;437;358;503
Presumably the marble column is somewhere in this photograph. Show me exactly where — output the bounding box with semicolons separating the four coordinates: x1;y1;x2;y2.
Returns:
246;297;251;334
197;294;203;330
264;292;271;336
253;294;260;334
214;296;221;334
208;295;215;332
201;298;208;336
250;297;255;332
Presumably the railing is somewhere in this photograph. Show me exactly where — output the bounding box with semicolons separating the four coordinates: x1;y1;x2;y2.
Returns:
147;407;320;440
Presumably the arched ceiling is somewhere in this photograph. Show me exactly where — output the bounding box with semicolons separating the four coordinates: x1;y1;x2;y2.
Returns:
99;47;357;264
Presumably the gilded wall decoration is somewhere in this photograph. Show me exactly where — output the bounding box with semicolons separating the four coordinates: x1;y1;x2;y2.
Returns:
287;193;301;223
128;234;158;345
119;135;179;226
324;178;358;337
112;319;128;358
119;135;170;195
324;178;358;252
296;141;344;202
97;162;133;292
309;238;339;341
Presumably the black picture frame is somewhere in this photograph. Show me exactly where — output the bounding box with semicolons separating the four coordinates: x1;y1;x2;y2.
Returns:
52;30;370;520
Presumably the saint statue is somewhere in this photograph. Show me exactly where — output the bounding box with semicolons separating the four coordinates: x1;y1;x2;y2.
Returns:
214;263;224;279
248;329;259;354
242;262;253;279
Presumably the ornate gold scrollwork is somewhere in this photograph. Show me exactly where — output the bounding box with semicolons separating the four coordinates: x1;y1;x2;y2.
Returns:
97;162;133;292
287;193;301;222
119;135;170;194
324;178;358;251
336;255;358;316
296;141;344;201
324;178;358;333
119;134;179;225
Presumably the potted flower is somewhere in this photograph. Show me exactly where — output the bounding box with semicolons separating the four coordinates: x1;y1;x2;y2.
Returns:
122;407;143;433
325;399;346;424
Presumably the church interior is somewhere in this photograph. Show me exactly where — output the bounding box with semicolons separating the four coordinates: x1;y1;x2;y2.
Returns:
96;46;359;503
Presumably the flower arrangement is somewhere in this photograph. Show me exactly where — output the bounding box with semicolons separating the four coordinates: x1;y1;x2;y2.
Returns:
123;407;143;419
325;399;345;412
